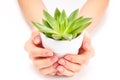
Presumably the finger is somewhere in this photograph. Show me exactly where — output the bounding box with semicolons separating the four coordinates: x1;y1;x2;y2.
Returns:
64;38;94;64
58;58;81;72
49;72;56;76
29;47;53;58
33;35;42;45
64;54;89;65
81;37;95;58
56;66;75;76
31;30;40;40
53;62;59;68
39;66;57;75
31;31;41;45
33;56;58;69
24;37;33;52
62;34;92;64
49;63;59;76
56;72;62;76
80;34;91;51
25;33;53;58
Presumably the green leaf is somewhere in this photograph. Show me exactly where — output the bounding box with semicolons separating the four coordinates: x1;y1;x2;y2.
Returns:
44;33;52;38
59;10;67;33
42;19;51;28
62;34;73;40
64;16;83;33
68;9;79;25
76;17;92;25
43;10;59;31
64;19;67;30
67;17;91;33
72;22;92;34
60;10;67;22
32;8;92;40
32;21;58;34
52;34;62;40
54;8;61;20
72;17;91;31
72;33;78;38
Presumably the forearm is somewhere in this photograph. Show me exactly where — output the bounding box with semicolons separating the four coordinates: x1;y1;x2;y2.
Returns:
18;0;46;29
79;0;109;33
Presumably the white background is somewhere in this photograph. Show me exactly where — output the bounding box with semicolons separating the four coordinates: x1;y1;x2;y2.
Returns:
0;0;120;80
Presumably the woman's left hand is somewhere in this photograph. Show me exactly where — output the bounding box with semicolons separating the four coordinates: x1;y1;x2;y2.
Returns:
56;33;95;76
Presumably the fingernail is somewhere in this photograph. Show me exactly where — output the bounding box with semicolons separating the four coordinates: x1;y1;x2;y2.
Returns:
51;57;58;63
53;63;59;68
58;59;66;65
34;36;40;44
64;56;72;61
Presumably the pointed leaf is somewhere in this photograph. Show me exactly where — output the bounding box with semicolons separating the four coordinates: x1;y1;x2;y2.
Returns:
77;18;92;25
45;33;52;38
72;22;92;34
68;9;79;25
32;22;58;34
67;17;91;33
42;19;51;28
52;34;62;40
71;17;91;31
54;8;61;20
59;10;67;33
62;34;73;40
43;10;59;31
72;33;78;38
64;16;83;33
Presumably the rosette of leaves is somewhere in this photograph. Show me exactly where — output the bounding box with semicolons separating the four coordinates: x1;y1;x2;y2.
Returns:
32;8;92;40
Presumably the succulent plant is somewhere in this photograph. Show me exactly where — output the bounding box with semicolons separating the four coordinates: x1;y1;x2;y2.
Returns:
32;8;92;40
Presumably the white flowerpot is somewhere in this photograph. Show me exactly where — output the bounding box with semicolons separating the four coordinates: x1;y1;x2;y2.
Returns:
40;32;84;57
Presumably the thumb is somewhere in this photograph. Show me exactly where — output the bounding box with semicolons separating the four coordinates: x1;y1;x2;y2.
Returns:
31;31;41;45
82;33;91;51
33;35;41;45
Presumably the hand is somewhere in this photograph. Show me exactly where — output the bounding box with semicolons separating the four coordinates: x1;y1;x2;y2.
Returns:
56;32;94;76
24;31;59;75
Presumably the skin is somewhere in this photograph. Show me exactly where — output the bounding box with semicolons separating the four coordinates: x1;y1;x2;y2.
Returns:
18;0;109;76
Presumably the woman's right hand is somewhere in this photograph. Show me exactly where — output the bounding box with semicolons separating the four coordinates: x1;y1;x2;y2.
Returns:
24;31;59;75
